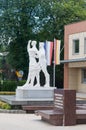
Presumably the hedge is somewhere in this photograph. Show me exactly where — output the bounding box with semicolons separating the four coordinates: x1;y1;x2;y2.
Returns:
0;80;26;91
0;91;15;95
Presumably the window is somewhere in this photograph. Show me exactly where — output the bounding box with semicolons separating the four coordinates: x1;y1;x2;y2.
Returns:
84;38;86;54
82;69;86;83
73;39;79;54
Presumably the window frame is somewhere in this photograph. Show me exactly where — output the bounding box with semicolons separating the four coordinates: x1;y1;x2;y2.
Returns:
73;39;79;54
82;68;86;84
84;38;86;54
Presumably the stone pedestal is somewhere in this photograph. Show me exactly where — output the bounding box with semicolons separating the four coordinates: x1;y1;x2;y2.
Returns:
16;86;55;101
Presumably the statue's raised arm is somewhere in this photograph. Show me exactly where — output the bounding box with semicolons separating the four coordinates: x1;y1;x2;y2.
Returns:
27;40;32;52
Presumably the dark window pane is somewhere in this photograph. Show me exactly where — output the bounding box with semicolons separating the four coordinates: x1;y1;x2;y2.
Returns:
73;39;79;54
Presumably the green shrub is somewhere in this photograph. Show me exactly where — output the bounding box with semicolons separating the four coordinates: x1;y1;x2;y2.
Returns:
0;80;26;91
0;101;11;110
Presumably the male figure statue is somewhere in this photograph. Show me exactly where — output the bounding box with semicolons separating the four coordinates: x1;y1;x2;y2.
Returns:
39;42;50;87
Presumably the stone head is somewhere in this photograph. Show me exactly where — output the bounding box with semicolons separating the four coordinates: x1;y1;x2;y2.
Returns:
31;41;37;47
39;42;44;48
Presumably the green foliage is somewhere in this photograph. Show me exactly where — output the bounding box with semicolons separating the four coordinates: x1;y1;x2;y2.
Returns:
7;38;28;72
0;80;17;91
0;0;86;86
0;101;11;110
0;80;26;91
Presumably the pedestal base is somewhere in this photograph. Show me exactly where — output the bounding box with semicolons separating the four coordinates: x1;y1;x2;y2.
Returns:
16;86;55;101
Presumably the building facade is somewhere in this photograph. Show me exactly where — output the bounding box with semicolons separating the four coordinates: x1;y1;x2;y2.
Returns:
63;20;86;93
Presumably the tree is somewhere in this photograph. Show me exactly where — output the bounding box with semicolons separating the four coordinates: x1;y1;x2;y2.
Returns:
0;0;86;84
35;0;86;87
0;0;41;78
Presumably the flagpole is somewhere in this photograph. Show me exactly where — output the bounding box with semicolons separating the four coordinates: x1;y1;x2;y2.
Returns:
53;60;55;87
53;38;55;87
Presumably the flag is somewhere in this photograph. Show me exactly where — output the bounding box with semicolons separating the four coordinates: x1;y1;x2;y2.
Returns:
54;39;61;65
44;41;53;65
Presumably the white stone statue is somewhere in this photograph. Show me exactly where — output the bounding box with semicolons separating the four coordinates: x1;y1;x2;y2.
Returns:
22;40;50;88
23;40;40;87
39;42;50;87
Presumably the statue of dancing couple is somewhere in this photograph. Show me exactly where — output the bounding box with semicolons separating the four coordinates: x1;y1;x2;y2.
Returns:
23;40;50;88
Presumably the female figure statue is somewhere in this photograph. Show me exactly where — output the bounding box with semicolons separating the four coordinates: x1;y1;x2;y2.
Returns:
23;40;40;87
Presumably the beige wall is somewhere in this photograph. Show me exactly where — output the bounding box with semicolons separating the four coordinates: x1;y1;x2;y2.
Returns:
69;67;86;93
69;62;86;68
69;32;86;60
69;68;78;90
64;20;86;89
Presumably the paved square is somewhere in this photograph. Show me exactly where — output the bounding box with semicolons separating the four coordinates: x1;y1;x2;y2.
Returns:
0;113;86;130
